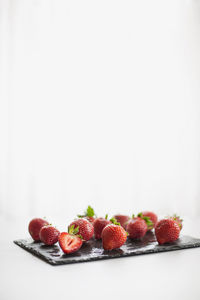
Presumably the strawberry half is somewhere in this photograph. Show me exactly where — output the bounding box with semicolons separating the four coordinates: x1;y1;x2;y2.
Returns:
155;219;180;245
59;232;83;254
28;218;49;241
39;225;60;245
102;219;127;250
69;218;94;241
93;215;111;239
77;205;96;224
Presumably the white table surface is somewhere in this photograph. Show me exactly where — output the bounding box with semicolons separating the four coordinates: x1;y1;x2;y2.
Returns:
1;216;200;300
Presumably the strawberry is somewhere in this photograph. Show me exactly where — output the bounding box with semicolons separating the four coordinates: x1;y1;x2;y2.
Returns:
139;211;158;230
28;218;49;241
169;214;183;230
39;225;60;245
113;215;130;229
59;232;83;254
126;216;148;239
77;205;96;224
93;214;111;239
102;220;127;250
69;218;94;241
155;219;180;245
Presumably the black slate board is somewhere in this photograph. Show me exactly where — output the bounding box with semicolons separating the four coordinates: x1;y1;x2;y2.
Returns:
14;232;200;266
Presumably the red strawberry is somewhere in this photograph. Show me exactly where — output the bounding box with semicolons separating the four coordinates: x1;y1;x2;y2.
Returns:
59;232;83;254
69;218;94;241
39;225;60;245
169;214;183;230
93;215;111;239
155;219;180;245
113;215;130;229
77;205;96;224
140;211;158;230
102;223;127;250
126;216;148;239
28;218;49;241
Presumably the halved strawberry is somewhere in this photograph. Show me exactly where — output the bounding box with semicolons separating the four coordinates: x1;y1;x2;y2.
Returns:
59;232;83;254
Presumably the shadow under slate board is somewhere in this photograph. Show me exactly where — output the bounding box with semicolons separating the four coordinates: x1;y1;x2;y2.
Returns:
14;232;200;266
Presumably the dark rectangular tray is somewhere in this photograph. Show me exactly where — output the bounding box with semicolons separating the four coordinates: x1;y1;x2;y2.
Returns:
14;232;200;266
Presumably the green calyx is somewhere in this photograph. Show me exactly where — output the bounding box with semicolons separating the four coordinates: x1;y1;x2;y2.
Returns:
68;225;83;239
105;214;108;220
77;205;96;218
172;214;183;222
110;217;121;226
137;213;153;227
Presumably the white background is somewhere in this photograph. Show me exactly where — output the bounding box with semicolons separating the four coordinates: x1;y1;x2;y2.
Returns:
1;0;200;221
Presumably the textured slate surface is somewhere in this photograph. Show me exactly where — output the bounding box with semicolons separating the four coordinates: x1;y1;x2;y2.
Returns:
14;232;200;266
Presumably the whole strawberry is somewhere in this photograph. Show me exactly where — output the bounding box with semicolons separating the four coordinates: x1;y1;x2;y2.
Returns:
39;225;60;245
169;214;183;230
93;215;111;239
77;205;96;224
102;219;127;250
155;219;180;245
59;231;83;254
28;218;49;241
126;216;148;239
139;211;158;230
113;215;130;229
69;218;94;241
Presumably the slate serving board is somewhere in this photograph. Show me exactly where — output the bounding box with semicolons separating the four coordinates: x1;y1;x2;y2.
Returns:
14;232;200;266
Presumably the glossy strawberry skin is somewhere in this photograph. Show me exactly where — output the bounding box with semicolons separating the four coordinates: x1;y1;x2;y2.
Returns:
155;219;180;245
28;218;49;241
93;217;111;239
39;225;60;245
69;218;94;241
85;216;95;224
102;224;127;250
170;215;183;230
59;232;83;254
113;215;130;229
141;211;158;230
126;217;148;239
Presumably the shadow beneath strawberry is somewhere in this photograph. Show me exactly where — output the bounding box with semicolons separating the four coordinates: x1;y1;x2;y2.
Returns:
103;248;124;255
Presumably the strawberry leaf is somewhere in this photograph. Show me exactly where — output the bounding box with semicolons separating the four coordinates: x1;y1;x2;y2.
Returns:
68;224;80;236
77;205;96;218
110;217;121;226
86;205;95;217
77;214;85;218
137;213;153;227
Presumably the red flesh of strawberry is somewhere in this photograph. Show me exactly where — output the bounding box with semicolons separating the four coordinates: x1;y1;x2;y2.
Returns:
59;232;83;254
